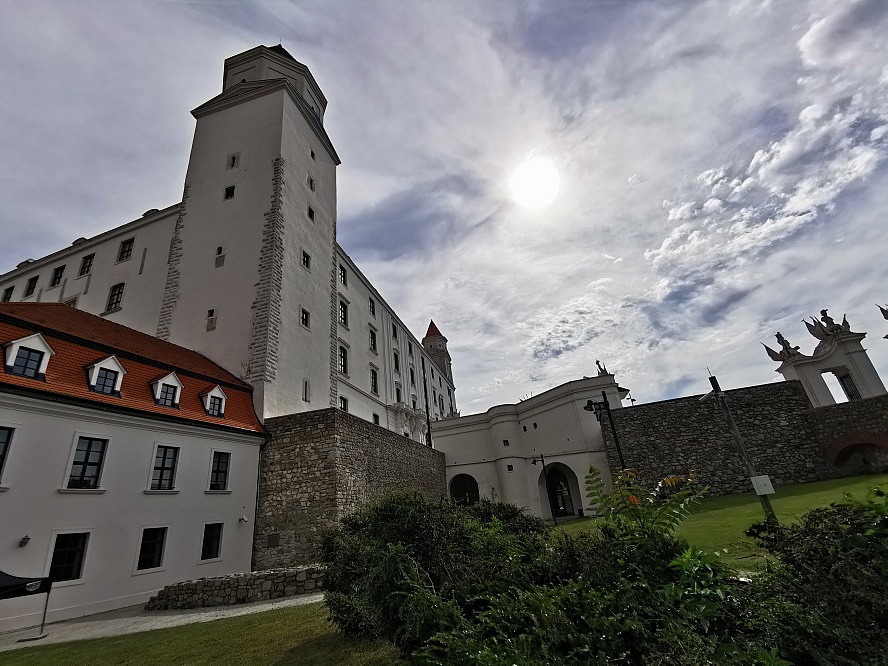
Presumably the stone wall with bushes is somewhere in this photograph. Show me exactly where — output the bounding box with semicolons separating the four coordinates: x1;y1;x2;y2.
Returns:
601;380;842;495
144;566;324;610
253;408;445;569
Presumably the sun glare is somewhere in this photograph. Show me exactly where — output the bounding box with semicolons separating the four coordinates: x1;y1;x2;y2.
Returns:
509;157;560;209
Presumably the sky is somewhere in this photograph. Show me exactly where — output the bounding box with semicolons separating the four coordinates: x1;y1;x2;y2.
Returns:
1;0;887;414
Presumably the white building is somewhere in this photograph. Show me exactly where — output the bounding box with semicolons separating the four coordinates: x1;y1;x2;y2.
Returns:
432;372;627;521
0;303;264;631
0;45;456;439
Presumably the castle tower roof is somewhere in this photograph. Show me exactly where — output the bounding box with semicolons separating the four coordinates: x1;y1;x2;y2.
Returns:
425;320;443;338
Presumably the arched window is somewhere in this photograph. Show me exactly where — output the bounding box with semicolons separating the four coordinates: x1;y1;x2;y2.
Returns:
545;467;575;517
449;474;479;504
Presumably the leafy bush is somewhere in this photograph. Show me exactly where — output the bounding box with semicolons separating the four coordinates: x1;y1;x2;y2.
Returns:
743;489;888;665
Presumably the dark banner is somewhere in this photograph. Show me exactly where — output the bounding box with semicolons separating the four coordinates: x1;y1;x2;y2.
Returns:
0;570;52;600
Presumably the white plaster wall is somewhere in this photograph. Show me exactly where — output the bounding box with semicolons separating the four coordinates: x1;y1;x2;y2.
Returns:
0;392;261;631
0;209;177;335
434;376;619;518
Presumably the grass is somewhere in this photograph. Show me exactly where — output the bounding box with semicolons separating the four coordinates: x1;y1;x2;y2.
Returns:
0;602;403;666
560;473;888;567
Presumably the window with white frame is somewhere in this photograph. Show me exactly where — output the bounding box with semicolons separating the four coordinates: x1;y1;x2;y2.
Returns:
301;308;310;329
393;351;400;372
86;355;126;396
78;253;94;276
201;523;223;561
370;367;379;395
151;372;183;408
150;445;179;491
301;251;311;270
4;333;54;379
49;532;90;582
200;386;227;417
49;265;65;288
369;329;377;352
117;238;134;262
0;427;13;482
105;283;125;312
209;451;230;491
137;527;167;570
369;298;375;316
1;286;12;302
338;300;348;327
338;264;347;286
339;395;348;412
338;345;348;374
23;276;38;297
67;436;107;489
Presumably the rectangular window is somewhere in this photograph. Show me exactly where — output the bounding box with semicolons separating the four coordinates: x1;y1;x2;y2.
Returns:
408;342;413;356
201;523;223;560
224;186;235;200
50;533;89;582
503;439;510;447
117;238;134;262
301;251;311;270
79;254;95;276
209;451;230;490
369;329;377;351
410;368;416;386
338;346;348;374
157;383;178;408
1;286;12;302
137;527;167;570
24;276;38;297
301;308;310;328
392;323;398;340
93;368;118;395
207;395;224;417
338;265;347;286
11;347;43;378
307;175;315;191
151;445;179;490
226;153;240;169
0;427;12;480
64;297;77;307
302;379;310;403
369;298;376;316
393;351;400;372
67;436;107;489
395;386;402;402
50;265;65;288
339;396;348;412
372;413;380;426
307;206;315;221
338;301;348;327
370;368;379;394
106;283;125;311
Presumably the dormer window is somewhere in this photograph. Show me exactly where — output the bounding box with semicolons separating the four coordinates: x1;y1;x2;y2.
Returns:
200;386;228;418
4;333;54;380
151;372;183;409
86;356;126;396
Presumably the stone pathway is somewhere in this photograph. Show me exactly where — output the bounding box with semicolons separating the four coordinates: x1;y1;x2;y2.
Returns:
0;592;324;652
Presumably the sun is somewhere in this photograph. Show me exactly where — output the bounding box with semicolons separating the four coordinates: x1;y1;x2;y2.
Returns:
509;157;561;209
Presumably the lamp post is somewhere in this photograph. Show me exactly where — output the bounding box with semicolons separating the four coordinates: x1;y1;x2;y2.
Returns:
584;391;627;470
530;453;558;526
703;374;778;525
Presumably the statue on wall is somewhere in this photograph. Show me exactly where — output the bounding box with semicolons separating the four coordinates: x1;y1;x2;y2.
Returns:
763;332;801;362
805;308;851;343
878;304;888;339
595;359;609;376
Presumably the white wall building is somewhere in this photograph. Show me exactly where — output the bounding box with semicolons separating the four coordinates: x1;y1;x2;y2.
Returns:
0;45;456;440
0;303;264;631
432;372;627;521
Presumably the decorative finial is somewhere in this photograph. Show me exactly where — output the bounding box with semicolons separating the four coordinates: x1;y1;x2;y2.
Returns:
763;332;801;362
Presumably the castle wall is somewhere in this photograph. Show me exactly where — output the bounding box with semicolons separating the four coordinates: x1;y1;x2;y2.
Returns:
253;408;445;569
600;380;843;495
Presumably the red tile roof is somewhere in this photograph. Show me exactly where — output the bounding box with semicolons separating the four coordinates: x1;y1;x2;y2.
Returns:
425;320;443;338
0;303;263;434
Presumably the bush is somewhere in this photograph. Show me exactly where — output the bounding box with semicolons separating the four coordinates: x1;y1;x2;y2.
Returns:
744;491;888;665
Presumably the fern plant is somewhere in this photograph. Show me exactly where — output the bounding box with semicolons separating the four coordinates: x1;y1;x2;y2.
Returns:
585;466;708;535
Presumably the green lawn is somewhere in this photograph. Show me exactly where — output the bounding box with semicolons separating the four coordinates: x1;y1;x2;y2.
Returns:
561;473;888;567
0;602;403;666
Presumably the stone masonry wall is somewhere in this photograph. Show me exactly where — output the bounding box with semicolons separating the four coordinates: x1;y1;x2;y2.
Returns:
601;380;840;495
254;408;445;569
810;394;888;472
144;566;323;610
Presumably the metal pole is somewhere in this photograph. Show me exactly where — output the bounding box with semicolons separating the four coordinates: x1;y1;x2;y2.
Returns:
709;375;778;524
600;391;627;470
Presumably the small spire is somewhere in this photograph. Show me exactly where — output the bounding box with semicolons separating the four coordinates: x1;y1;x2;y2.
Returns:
425;320;443;338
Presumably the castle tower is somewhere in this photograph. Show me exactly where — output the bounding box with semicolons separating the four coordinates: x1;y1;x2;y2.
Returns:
156;45;341;418
422;320;455;416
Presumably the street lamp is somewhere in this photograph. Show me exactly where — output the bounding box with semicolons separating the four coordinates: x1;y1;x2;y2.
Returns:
584;391;627;470
530;453;558;526
701;374;778;525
